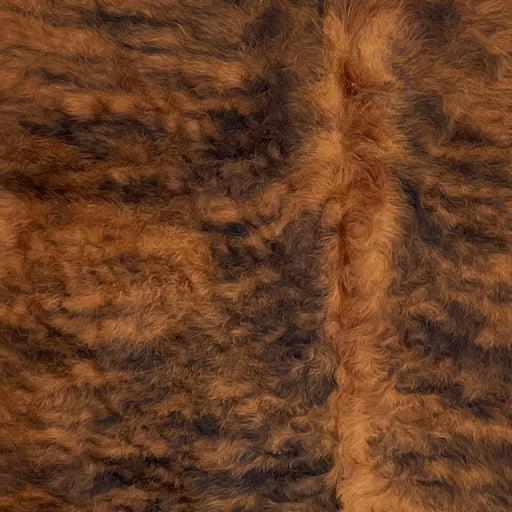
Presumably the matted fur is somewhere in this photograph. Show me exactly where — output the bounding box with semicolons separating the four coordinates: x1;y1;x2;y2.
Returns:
0;1;511;511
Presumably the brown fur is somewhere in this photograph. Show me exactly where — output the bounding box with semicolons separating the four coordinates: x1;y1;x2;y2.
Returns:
1;1;512;511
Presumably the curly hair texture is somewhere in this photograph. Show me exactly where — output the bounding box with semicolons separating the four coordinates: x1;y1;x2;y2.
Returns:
1;1;512;511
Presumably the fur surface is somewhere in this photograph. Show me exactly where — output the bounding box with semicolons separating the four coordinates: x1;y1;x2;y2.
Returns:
0;1;511;511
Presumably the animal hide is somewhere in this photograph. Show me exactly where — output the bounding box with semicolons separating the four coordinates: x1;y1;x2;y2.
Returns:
1;1;512;511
